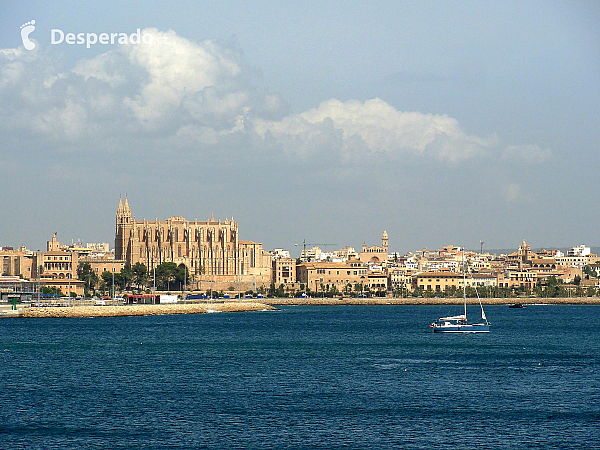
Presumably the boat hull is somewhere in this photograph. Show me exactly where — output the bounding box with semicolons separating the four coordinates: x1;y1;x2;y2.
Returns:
432;324;490;333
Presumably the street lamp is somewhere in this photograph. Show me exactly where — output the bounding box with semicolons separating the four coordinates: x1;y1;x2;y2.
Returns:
112;260;115;303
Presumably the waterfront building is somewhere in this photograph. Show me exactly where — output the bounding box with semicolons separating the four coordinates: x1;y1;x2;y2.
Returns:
82;258;126;277
272;257;297;285
366;272;388;294
389;267;418;292
35;233;79;280
0;248;34;279
41;279;85;297
415;271;462;292
296;260;368;294
0;276;38;301
506;270;537;290
415;271;500;292
114;197;271;289
468;273;497;288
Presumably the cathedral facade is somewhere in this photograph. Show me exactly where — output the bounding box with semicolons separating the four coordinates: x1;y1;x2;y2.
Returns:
115;197;257;279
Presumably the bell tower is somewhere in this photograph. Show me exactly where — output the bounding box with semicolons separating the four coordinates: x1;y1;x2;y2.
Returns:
115;196;133;261
382;230;388;252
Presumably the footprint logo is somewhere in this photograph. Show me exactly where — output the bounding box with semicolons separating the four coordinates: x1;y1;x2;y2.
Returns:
20;20;36;50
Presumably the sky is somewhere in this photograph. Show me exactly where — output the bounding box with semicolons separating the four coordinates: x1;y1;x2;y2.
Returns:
0;0;598;255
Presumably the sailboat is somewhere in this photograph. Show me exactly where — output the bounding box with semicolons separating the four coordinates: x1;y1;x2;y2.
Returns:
430;250;490;333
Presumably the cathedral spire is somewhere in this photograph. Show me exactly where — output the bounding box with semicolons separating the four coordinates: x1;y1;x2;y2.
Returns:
124;196;130;214
117;196;123;214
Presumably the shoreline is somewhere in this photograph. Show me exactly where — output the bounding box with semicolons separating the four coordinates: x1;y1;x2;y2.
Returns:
264;297;600;306
2;296;598;318
267;297;600;306
3;302;276;318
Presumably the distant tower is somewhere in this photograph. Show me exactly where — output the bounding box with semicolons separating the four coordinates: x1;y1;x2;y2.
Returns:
518;239;532;265
47;232;60;251
382;230;388;252
115;196;133;261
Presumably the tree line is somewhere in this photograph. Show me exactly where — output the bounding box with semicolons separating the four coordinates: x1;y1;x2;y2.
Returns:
77;262;191;296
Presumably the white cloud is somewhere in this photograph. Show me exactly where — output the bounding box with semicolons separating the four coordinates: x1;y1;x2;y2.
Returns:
0;28;545;170
0;28;288;143
502;144;553;162
254;98;499;162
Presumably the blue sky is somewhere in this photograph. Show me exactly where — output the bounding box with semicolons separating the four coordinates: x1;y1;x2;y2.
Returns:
0;1;598;254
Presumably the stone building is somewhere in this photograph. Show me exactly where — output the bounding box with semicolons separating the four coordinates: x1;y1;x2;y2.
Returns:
358;231;389;266
272;257;297;285
36;233;79;280
114;197;271;289
296;259;368;294
1;248;34;279
415;271;463;292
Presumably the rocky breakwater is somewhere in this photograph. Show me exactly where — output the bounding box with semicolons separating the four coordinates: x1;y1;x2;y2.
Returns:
21;302;277;318
265;297;600;306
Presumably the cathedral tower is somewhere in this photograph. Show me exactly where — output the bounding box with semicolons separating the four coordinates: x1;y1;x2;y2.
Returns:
115;196;133;261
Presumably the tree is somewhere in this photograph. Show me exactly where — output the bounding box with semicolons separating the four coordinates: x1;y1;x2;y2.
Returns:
412;287;424;297
101;270;123;294
583;265;598;278
277;284;285;297
586;286;596;297
132;262;149;289
465;286;477;298
120;263;134;290
330;284;340;297
41;286;63;297
343;283;352;296
154;262;179;290
77;262;98;293
175;264;190;291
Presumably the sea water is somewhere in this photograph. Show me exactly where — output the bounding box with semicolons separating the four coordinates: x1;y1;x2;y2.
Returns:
0;305;598;449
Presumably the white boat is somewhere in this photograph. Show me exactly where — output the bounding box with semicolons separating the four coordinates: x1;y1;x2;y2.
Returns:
430;250;490;333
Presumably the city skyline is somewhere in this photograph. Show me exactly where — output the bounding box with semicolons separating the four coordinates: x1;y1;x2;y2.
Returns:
2;196;598;259
1;1;598;253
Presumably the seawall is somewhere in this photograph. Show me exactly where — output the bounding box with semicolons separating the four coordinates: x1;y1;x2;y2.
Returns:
264;297;600;306
15;302;276;318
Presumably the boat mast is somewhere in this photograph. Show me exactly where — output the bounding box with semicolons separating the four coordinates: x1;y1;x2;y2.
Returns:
462;248;467;319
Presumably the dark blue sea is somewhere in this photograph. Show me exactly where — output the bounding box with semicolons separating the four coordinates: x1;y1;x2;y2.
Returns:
1;305;599;449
